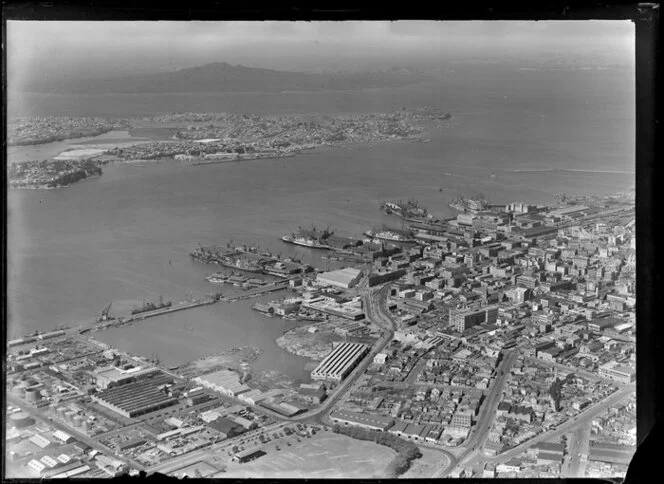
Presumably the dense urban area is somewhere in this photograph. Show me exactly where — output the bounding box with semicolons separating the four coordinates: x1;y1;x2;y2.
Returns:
7;189;636;478
8;110;449;189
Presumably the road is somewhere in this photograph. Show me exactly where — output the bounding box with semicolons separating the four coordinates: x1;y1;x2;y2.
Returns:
465;384;635;469
563;422;591;477
293;286;396;425
319;285;458;476
433;349;519;477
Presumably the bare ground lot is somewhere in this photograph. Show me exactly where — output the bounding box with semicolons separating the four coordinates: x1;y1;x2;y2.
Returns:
220;431;396;478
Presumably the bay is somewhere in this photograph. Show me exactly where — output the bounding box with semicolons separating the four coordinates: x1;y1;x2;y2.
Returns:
6;65;635;380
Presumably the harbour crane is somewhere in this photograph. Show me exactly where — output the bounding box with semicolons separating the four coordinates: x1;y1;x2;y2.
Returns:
98;302;113;322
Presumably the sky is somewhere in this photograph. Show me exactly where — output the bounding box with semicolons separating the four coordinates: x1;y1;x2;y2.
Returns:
8;20;634;87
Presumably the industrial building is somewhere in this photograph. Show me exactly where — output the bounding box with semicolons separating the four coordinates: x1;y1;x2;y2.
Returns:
316;267;363;289
311;342;369;382
90;365;160;390
91;372;178;418
193;369;250;397
330;409;394;431
301;297;365;321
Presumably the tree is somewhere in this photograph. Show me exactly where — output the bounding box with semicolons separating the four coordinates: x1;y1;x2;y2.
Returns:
549;377;564;412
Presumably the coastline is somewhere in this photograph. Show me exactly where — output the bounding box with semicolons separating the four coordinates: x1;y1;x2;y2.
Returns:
8;127;118;147
9;171;102;190
276;326;337;361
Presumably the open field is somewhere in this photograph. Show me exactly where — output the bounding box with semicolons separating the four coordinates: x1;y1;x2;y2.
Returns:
221;431;396;478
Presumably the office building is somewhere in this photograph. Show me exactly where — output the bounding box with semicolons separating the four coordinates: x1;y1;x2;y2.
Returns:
449;306;498;332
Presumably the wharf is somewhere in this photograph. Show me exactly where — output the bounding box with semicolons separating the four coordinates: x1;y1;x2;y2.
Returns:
81;297;220;334
221;280;290;302
126;297;218;321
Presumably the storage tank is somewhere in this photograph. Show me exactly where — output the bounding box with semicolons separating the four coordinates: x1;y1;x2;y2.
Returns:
65;411;75;423
10;411;35;429
73;415;83;427
82;420;90;432
25;388;42;403
57;407;67;419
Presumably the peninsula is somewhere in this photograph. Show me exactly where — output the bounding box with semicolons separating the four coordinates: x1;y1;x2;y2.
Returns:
8;108;452;189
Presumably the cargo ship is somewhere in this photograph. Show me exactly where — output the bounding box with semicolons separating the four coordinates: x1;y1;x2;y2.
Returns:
218;256;265;273
131;297;172;315
281;225;335;250
364;229;417;243
190;245;222;264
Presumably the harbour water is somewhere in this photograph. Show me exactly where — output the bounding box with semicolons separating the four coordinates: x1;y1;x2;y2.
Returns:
7;65;635;380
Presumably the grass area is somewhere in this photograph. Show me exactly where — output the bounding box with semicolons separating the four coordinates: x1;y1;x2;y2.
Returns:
221;431;396;478
399;447;449;479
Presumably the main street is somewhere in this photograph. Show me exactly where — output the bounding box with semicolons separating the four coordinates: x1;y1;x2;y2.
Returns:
563;422;591;477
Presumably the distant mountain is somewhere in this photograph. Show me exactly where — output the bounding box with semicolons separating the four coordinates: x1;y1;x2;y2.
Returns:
21;62;433;94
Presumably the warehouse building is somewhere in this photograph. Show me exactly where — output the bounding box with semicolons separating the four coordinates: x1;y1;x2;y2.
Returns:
45;463;90;479
311;342;369;382
193;369;250;397
301;297;365;321
234;448;266;464
588;441;635;465
91;372;178;418
316;267;363;289
330;409;394;431
90;366;160;390
598;361;636;384
259;400;304;417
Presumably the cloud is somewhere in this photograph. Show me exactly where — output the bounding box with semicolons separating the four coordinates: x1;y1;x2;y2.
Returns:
7;20;634;80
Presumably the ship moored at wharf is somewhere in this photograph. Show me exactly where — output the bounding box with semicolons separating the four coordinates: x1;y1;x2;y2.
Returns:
130;297;172;315
380;199;429;222
364;228;417;243
281;225;364;251
280;225;336;250
191;244;314;277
